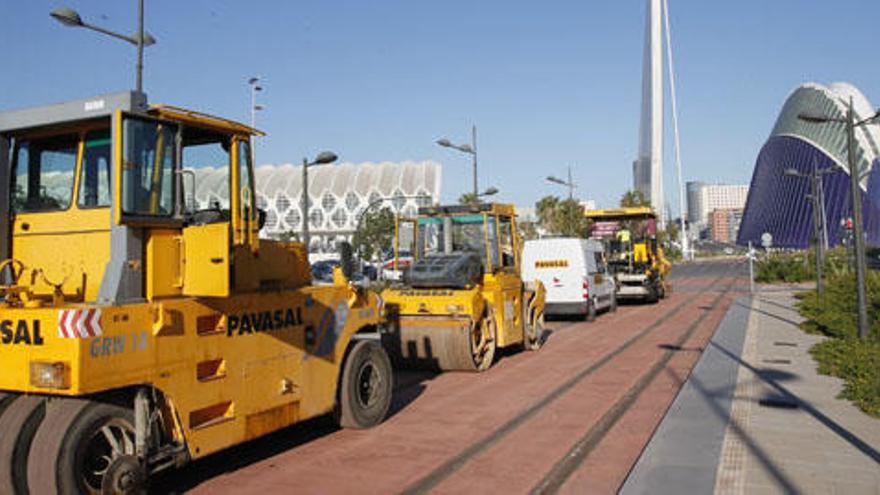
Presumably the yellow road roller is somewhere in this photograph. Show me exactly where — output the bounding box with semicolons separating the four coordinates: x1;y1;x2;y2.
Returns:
0;92;392;494
381;203;545;371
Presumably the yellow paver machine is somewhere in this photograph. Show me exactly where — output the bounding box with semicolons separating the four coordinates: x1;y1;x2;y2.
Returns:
381;203;545;372
585;207;671;303
0;92;392;494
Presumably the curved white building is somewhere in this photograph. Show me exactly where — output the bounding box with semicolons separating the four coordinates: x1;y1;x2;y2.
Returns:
193;160;442;253
739;82;880;248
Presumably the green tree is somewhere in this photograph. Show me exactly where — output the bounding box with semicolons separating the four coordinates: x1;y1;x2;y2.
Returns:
458;192;478;206
352;207;395;261
535;196;587;237
278;230;299;243
519;221;539;242
620;190;651;208
554;198;588;237
535;195;561;233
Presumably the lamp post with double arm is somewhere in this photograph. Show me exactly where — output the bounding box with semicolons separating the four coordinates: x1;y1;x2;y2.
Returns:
798;99;880;339
51;1;156;93
437;125;479;197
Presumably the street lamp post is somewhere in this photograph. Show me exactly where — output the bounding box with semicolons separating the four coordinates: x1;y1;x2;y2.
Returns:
437;125;478;197
248;77;264;130
51;1;156;93
799;99;880;340
301;152;339;253
546;166;577;200
784;166;835;296
248;77;264;166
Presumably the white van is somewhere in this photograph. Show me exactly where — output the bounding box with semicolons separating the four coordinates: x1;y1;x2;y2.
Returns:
522;238;617;321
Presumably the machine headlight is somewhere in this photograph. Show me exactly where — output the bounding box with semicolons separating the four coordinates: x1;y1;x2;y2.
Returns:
30;361;70;390
446;304;465;313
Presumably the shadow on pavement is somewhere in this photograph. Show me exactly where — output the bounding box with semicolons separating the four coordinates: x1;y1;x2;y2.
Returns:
710;341;880;465
758;297;800;314
663;367;801;493
149;370;433;494
734;300;802;329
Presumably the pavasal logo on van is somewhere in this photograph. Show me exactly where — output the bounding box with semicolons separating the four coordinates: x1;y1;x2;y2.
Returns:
0;319;45;346
535;260;569;269
227;308;303;337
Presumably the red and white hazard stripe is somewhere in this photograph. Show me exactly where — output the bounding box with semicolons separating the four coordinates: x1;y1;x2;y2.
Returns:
57;308;103;339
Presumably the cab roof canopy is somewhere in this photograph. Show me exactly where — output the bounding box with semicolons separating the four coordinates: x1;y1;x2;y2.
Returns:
584;206;656;220
0;91;147;135
0;91;262;137
418;203;515;217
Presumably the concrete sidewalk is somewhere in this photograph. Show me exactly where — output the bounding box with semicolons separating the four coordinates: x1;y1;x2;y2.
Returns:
622;286;880;495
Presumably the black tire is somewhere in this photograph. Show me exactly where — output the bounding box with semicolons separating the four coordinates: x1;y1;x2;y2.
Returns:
28;399;142;495
338;340;393;429
646;285;659;304
0;393;15;417
0;395;46;495
523;310;544;352
585;300;597;322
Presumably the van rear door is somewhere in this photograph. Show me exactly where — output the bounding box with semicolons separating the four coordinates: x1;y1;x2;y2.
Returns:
523;240;586;305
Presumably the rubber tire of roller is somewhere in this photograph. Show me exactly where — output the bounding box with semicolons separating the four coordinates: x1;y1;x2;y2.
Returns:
0;395;46;495
526;312;544;351
28;399;139;495
338;340;394;429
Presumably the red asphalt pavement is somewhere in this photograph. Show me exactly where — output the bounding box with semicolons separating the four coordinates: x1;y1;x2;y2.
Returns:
154;260;746;494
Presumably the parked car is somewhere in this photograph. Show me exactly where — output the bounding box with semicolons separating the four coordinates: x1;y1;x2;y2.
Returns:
866;247;880;271
311;259;339;283
311;259;369;284
382;250;414;281
521;238;617;321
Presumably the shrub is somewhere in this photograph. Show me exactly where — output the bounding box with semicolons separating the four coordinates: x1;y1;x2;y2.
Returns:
810;338;880;417
755;251;813;283
796;271;880;417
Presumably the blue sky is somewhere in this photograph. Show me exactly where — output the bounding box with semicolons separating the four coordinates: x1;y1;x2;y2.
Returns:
2;0;879;214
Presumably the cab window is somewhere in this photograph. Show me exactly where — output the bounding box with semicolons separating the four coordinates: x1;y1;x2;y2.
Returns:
78;129;111;208
486;216;500;269
121;117;177;217
237;140;254;222
499;216;515;268
182;130;231;213
12;133;78;213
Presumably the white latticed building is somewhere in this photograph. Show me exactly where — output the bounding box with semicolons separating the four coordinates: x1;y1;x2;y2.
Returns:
193;160;442;253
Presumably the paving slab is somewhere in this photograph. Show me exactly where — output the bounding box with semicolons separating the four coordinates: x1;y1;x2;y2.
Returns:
619;296;750;495
623;285;880;495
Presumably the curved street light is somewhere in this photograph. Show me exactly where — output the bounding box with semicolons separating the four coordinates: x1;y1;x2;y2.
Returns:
302;151;339;251
50;2;156;92
546;166;576;200
436;125;479;197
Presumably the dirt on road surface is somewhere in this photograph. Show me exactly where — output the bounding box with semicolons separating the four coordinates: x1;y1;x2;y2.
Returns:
152;260;748;494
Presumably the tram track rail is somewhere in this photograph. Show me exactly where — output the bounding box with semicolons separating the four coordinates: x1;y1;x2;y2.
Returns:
530;271;739;493
400;266;737;495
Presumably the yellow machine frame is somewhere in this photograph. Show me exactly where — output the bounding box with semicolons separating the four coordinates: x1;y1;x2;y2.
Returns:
585;207;671;301
381;203;544;371
0;92;389;490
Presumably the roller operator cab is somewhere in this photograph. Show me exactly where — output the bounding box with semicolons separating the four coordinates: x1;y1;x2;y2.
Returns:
585;207;671;303
0;92;392;494
380;203;546;372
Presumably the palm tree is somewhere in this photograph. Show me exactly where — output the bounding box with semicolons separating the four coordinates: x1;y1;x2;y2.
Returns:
536;195;560;233
620;190;650;208
458;192;479;205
